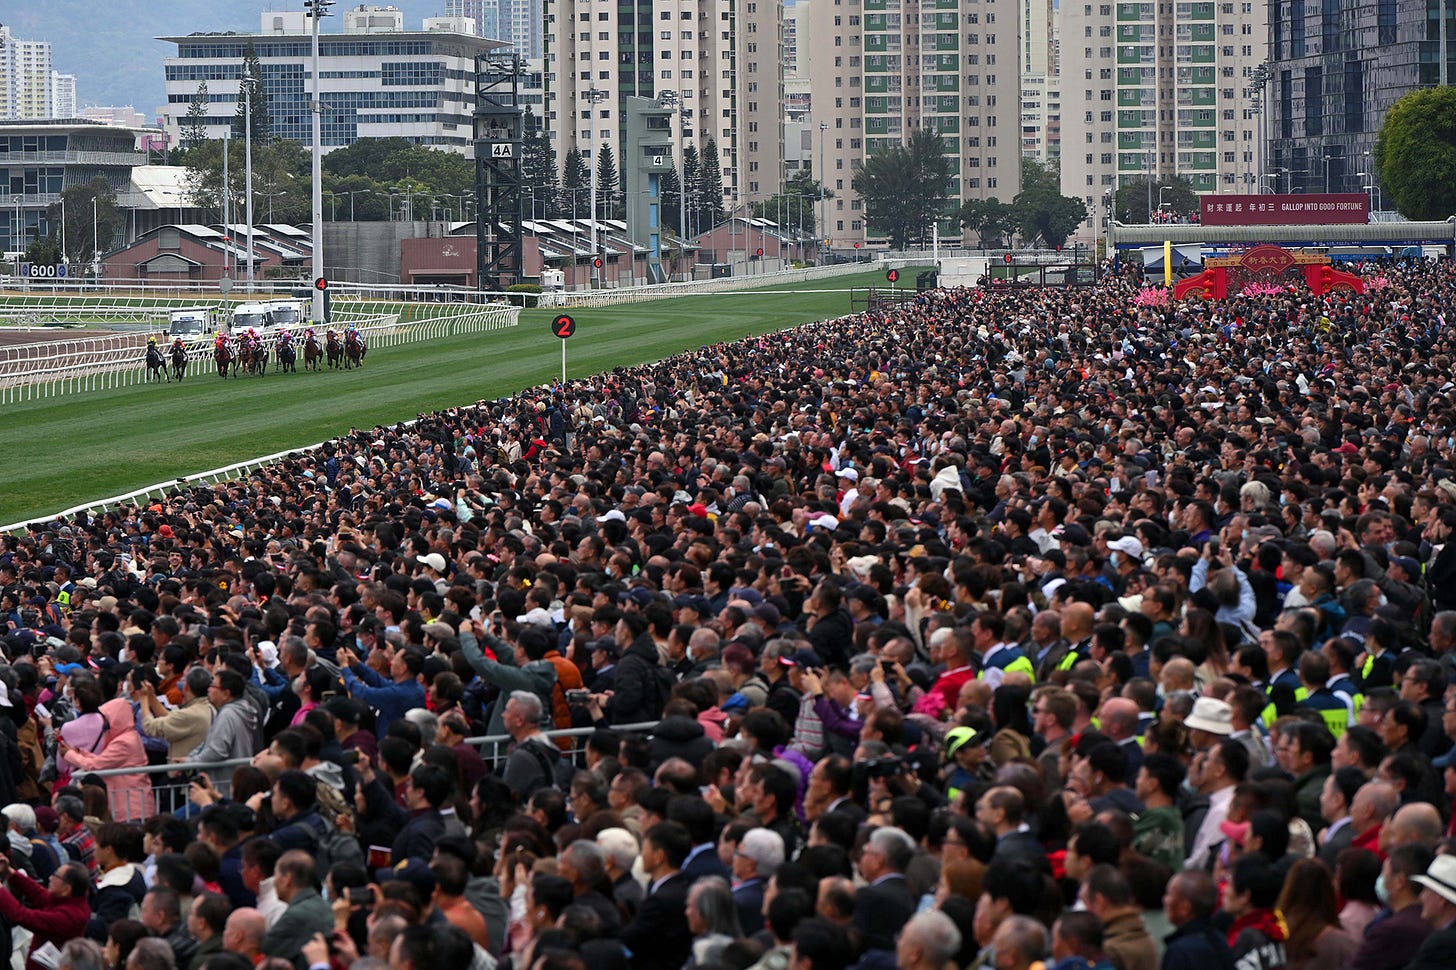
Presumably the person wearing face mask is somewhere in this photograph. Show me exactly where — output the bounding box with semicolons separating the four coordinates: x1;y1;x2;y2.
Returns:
1347;843;1435;970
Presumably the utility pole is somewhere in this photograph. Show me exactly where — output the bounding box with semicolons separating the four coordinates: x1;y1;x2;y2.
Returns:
244;62;255;292
818;122;827;261
584;87;608;287
222;130;230;279
306;0;334;323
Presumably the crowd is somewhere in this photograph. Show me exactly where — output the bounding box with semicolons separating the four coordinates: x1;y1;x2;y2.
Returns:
5;257;1456;970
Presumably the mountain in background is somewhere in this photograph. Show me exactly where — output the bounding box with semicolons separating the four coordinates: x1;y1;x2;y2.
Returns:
4;1;448;123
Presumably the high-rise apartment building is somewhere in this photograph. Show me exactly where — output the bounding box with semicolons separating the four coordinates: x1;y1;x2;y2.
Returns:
1267;1;1441;197
157;10;501;155
806;0;1022;250
50;72;76;120
1060;0;1266;223
543;0;784;210
446;0;539;55
1;24;75;121
785;0;813;118
1020;0;1059;160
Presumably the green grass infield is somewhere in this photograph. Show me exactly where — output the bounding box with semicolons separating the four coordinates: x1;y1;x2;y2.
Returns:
0;266;928;525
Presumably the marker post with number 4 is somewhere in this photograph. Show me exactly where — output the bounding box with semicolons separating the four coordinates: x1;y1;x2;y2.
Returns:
552;314;576;383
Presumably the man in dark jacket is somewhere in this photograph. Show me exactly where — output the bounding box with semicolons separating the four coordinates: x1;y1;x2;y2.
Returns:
390;764;451;866
1349;843;1435;970
606;614;667;725
1161;871;1235;970
261;851;334;970
620;822;694;970
804;582;854;669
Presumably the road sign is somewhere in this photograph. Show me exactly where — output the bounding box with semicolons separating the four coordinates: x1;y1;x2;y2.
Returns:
1003;253;1013;265
592;257;603;269
552;314;576;339
219;276;233;294
756;247;764;257
885;268;899;283
314;276;329;290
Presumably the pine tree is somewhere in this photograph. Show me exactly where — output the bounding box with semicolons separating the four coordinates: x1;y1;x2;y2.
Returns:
520;109;560;219
660;163;683;234
594;145;619;220
680;143;700;236
182;82;209;152
561;148;590;217
697;137;726;229
234;42;269;142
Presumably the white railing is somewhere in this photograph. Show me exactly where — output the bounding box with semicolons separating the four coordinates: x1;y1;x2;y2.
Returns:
0;299;518;404
542;260;876;308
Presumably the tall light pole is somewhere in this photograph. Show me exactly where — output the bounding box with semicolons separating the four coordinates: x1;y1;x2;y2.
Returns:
244;61;255;292
91;195;99;278
584;87;608;287
221;130;230;279
305;0;334;324
818;122;827;261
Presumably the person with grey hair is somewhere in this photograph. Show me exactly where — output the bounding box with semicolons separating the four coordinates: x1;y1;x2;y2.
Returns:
56;939;106;970
137;665;215;763
1;803;52;879
403;708;438;746
990;914;1050;970
895;909;964;970
853;826;918;951
596;827;645;920
501;690;560;800
730;827;785;935
558;839;621;933
125;938;176;970
685;876;742;968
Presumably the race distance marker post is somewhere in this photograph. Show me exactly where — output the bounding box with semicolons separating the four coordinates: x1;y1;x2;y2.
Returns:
552;314;576;383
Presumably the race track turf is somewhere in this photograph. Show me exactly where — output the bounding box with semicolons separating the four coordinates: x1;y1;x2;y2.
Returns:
0;266;928;525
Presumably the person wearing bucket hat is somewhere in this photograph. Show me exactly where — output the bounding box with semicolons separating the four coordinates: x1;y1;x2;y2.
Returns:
1409;853;1456;967
1185;697;1233;738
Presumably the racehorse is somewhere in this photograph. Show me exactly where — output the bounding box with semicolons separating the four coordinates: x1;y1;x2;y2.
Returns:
214;340;234;378
326;331;344;370
169;343;188;383
239;335;269;376
344;329;366;370
302;332;322;372
276;333;297;374
144;344;166;382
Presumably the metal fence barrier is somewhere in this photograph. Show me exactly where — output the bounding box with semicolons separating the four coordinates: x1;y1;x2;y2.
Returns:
82;721;661;820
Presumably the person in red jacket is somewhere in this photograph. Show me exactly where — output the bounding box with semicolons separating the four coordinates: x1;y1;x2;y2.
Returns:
0;854;92;970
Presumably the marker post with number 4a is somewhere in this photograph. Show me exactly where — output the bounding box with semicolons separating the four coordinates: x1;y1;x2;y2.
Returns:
551;314;576;383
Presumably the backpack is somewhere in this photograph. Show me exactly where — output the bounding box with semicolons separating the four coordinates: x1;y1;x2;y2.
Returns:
306;813;365;877
518;736;569;792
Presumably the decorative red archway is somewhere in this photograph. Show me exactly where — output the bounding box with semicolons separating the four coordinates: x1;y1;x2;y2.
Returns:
1173;244;1365;300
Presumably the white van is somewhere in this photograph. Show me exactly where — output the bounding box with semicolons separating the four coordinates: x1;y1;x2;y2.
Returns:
266;299;310;328
230;302;274;332
167;307;220;339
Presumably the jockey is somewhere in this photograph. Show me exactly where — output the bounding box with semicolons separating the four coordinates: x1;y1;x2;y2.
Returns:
147;336;158;347
172;336;185;348
214;330;229;347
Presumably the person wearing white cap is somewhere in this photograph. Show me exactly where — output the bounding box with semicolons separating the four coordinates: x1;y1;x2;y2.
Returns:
1410;854;1456;968
416;552;449;594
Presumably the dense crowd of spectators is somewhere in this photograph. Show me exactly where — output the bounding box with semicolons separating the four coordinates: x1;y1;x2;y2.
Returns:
3;258;1456;970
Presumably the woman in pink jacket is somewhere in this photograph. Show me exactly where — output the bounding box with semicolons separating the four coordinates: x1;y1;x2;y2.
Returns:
59;697;152;822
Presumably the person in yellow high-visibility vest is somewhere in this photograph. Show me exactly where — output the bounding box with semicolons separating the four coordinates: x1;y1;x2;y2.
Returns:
1293;651;1349;739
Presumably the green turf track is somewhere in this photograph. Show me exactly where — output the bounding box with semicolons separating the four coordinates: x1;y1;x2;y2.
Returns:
0;267;927;524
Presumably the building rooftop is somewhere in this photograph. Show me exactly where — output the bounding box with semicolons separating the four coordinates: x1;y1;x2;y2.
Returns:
157;29;505;56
